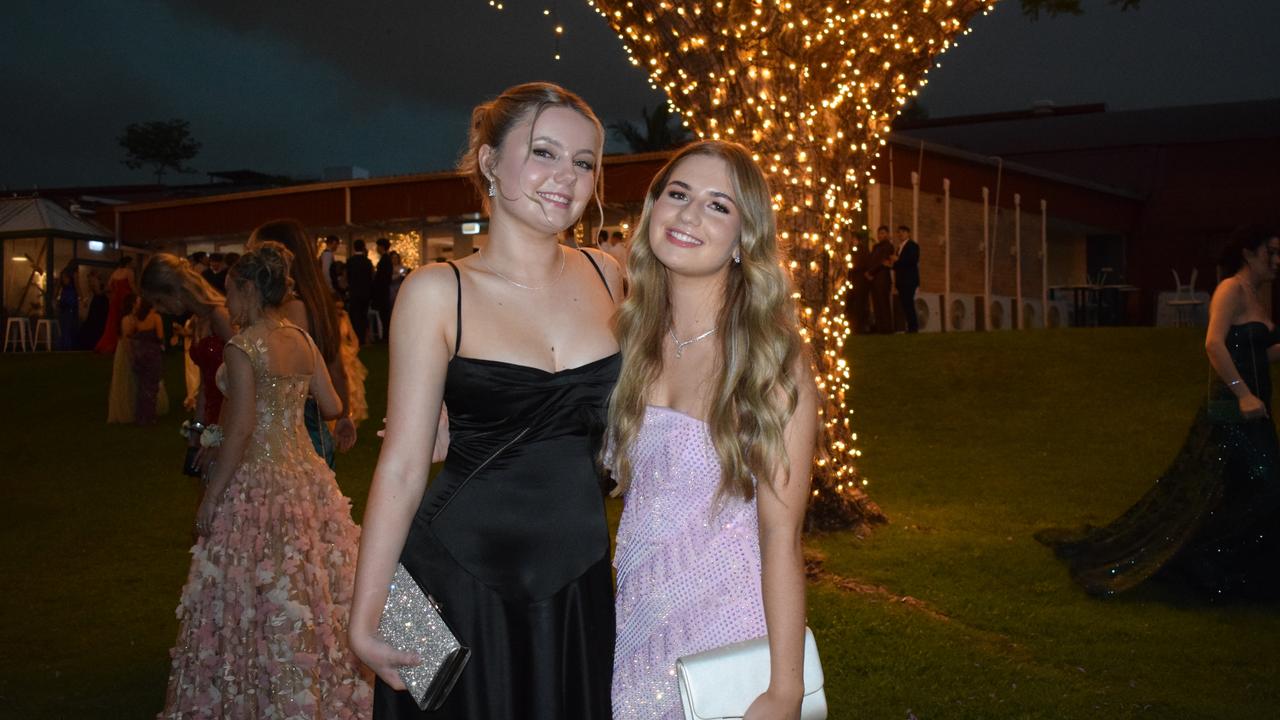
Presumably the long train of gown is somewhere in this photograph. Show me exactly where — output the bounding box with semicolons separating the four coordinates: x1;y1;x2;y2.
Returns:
158;323;372;718
1037;322;1280;599
612;405;768;720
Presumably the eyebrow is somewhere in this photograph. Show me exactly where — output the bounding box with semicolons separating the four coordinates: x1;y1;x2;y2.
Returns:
532;136;596;156
667;180;737;206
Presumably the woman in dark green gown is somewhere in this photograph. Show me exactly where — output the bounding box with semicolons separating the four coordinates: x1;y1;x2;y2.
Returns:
1038;227;1280;599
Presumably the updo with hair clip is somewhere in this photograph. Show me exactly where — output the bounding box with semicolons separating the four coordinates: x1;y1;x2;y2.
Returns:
230;241;295;307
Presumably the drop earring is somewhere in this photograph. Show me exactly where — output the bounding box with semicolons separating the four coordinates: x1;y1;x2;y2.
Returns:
487;179;496;198
732;248;741;264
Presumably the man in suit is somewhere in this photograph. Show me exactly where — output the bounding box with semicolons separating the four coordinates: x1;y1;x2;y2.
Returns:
867;225;895;334
346;239;374;346
893;224;921;333
202;252;227;294
319;236;340;292
372;237;392;342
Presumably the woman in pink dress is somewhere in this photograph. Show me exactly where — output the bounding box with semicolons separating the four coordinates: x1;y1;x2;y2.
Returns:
94;256;135;354
609;141;818;720
157;242;371;718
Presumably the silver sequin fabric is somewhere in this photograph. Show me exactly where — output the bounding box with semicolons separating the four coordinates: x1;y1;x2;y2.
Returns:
378;564;465;708
612;405;767;720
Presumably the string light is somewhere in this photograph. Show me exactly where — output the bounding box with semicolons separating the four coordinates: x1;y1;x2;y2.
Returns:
584;0;995;530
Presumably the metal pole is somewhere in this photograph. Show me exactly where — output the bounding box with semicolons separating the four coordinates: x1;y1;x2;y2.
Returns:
982;186;990;332
911;170;920;243
943;178;951;332
1041;199;1049;329
1014;193;1022;329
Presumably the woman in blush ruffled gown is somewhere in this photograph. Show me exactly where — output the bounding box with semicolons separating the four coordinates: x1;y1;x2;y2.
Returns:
609;141;818;720
157;242;371;719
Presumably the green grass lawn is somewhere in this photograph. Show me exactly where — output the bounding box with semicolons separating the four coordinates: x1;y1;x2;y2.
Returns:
2;329;1277;718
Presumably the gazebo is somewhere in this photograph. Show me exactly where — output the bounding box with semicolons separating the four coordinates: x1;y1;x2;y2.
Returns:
0;197;114;319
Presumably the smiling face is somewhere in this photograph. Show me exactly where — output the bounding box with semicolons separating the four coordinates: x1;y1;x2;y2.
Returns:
647;153;742;280
482;105;600;235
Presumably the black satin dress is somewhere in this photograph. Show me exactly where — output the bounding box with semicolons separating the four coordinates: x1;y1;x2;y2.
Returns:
375;257;619;719
1037;322;1280;599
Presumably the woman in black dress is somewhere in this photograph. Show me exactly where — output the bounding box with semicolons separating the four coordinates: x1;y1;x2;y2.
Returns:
1038;226;1280;599
349;82;624;718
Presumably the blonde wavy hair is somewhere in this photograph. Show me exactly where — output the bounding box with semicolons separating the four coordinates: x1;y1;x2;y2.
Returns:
139;253;225;316
608;140;807;500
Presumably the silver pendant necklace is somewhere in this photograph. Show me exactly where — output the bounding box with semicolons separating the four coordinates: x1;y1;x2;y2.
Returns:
670;326;716;358
480;247;566;291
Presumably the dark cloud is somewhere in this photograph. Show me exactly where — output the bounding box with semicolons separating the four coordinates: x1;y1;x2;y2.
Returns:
2;0;1276;189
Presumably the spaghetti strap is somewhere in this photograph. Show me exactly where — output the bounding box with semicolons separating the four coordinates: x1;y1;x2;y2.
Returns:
577;248;613;301
446;261;462;357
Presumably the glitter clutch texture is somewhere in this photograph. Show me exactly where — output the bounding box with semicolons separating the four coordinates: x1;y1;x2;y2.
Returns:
676;626;827;720
378;563;471;710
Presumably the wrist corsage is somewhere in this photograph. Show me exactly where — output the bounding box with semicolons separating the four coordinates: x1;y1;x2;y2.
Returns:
200;424;224;448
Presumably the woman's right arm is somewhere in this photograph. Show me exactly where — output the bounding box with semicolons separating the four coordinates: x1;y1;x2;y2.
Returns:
349;265;455;688
1205;279;1266;418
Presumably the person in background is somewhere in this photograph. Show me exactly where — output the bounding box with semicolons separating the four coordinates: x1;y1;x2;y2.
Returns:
202;252;228;293
331;259;349;304
94;256;136;354
847;233;873;334
319;235;340;291
156;241;372;718
223;252;241;272
189;251;209;276
346;240;374;346
107;294;169;424
79;269;109;349
372;237;393;342
247;218;358;466
595;229;609;249
123;296;166;426
388;250;406;316
867;225;894;334
892;224;920;333
1038;226;1280;599
139;254;234;467
55;261;80;350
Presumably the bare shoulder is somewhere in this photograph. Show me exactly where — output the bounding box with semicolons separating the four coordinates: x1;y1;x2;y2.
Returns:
579;247;624;297
397;262;461;309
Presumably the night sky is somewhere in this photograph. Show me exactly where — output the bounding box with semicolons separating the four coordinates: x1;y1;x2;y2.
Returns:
3;0;1277;189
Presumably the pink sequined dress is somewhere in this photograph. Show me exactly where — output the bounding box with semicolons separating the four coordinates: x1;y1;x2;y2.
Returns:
158;323;372;719
612;405;767;719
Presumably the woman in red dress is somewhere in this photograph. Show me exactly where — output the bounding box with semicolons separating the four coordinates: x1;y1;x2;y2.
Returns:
94;256;136;354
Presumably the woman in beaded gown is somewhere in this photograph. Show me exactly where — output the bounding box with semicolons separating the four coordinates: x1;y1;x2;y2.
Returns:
1038;226;1280;599
609;141;819;720
247;219;359;467
349;83;623;720
158;242;371;718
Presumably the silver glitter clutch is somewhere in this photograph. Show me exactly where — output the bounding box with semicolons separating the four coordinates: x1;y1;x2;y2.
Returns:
676;626;827;720
378;563;471;710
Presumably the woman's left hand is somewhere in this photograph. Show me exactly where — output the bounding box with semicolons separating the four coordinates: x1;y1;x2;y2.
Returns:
333;416;357;452
195;493;219;537
743;688;802;720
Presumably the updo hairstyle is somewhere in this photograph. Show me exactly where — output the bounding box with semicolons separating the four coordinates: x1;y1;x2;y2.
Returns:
229;241;295;307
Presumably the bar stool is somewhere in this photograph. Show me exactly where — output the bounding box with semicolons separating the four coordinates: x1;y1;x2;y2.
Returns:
33;318;59;351
4;317;31;352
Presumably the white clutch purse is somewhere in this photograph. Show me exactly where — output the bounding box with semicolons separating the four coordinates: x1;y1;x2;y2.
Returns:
675;626;827;720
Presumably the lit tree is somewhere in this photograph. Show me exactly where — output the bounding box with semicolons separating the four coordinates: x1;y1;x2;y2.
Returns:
587;0;998;530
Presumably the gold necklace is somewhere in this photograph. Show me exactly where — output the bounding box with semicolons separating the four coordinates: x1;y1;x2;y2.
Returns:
479;247;566;291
